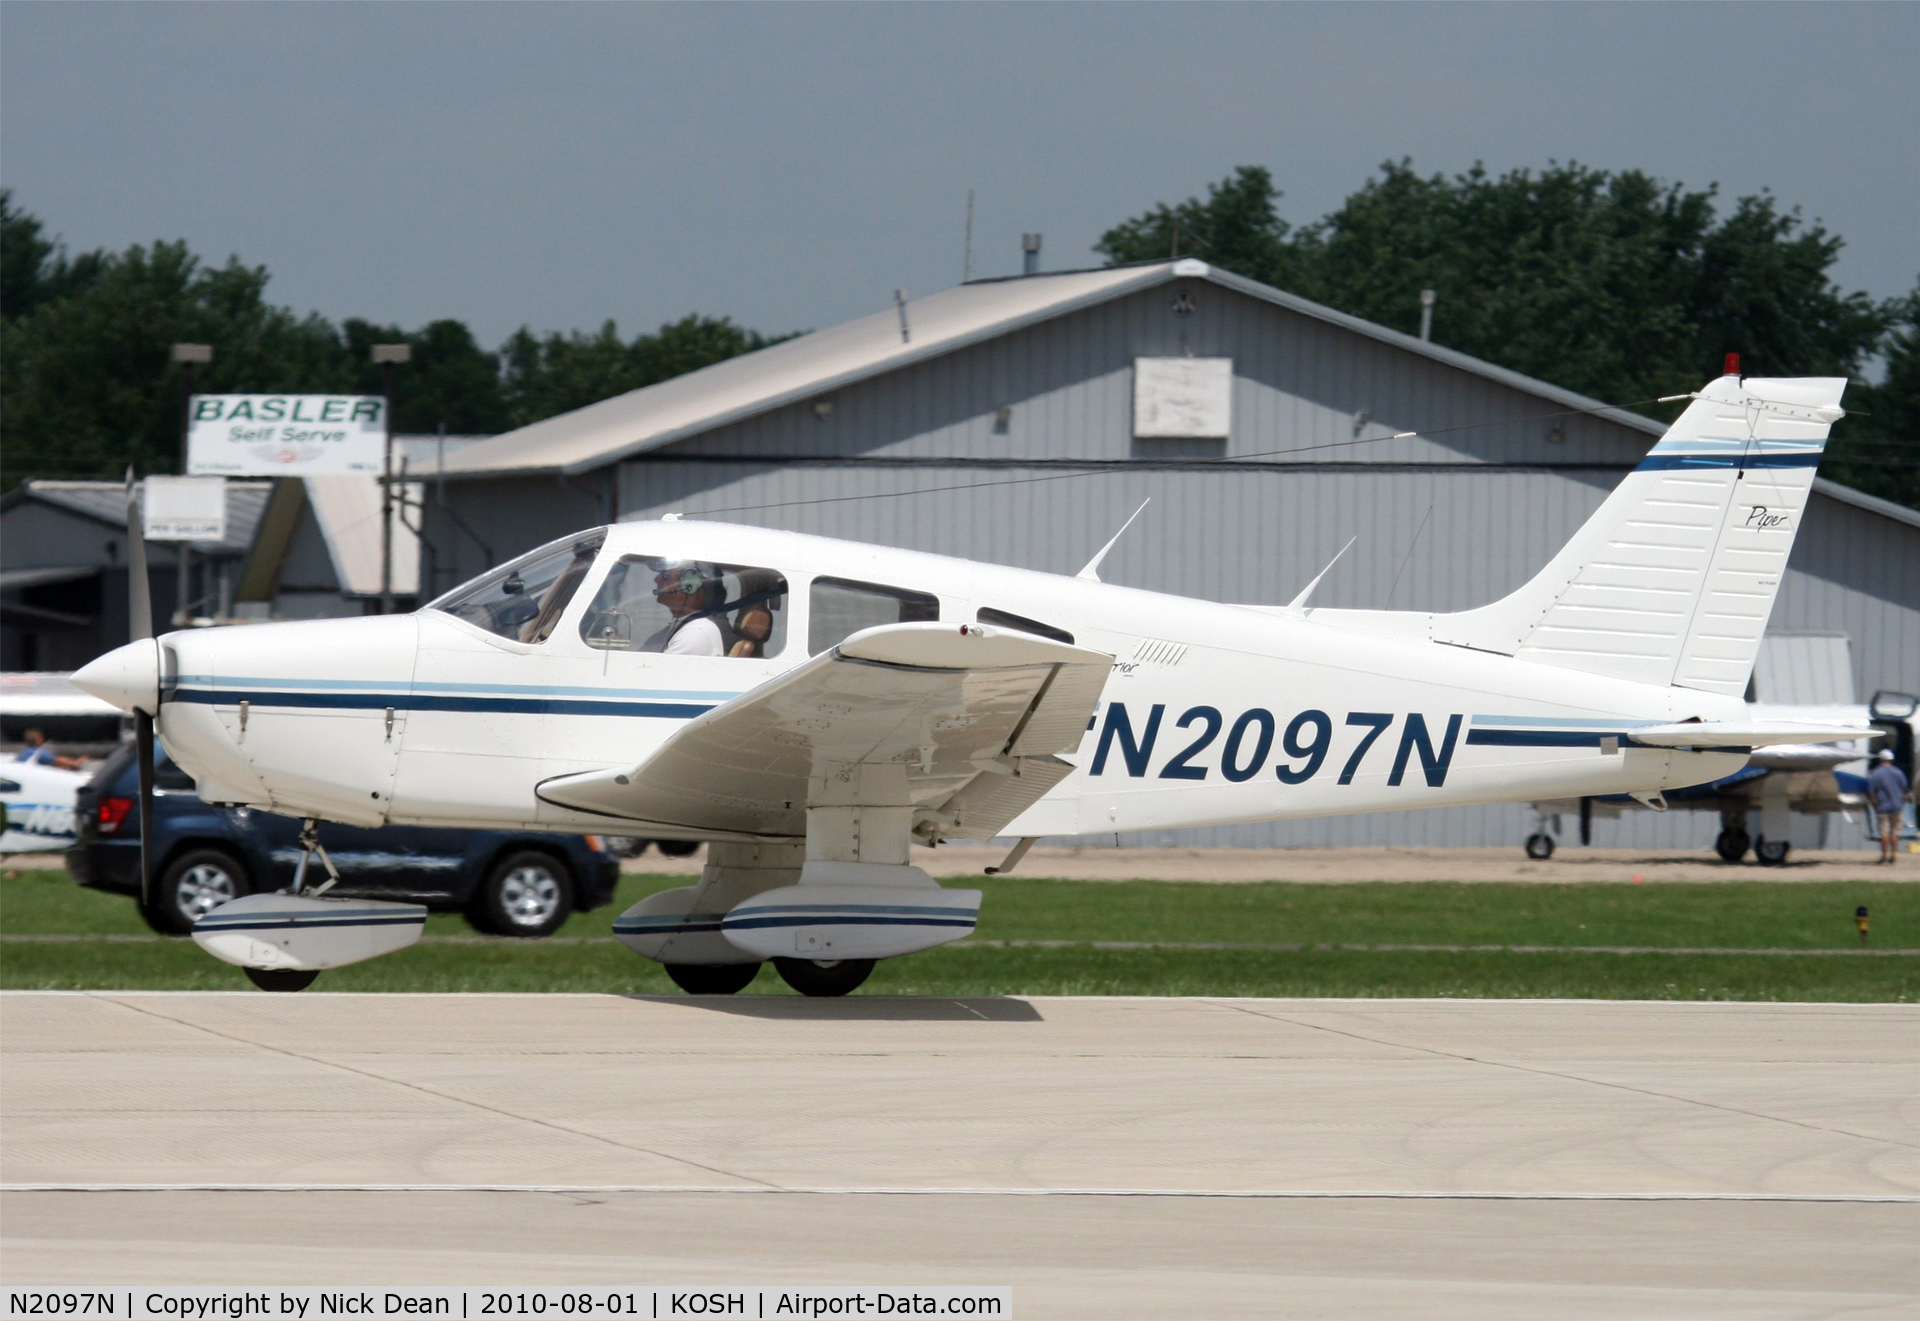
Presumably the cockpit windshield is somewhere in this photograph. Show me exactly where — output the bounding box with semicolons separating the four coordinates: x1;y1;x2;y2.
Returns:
428;532;605;643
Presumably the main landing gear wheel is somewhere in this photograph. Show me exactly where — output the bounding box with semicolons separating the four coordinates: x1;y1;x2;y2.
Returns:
244;967;318;993
654;839;702;858
1754;837;1792;867
1523;833;1555;860
1714;828;1751;863
665;962;762;995
774;957;876;998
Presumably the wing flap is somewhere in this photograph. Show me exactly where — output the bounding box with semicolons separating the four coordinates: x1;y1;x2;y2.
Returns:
537;622;1111;837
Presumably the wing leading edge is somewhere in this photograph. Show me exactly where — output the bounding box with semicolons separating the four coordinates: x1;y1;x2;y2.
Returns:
536;622;1112;841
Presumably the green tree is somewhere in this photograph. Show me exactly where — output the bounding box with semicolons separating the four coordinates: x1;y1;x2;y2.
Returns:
341;317;511;435
1099;161;1905;503
1;190;104;324
1096;165;1300;288
1826;280;1920;508
2;239;348;483
499;313;793;428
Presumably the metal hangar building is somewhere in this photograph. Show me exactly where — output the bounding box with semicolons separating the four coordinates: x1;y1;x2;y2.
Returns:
427;258;1920;850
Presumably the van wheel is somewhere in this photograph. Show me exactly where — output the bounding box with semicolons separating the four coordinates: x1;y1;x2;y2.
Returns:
773;957;875;998
1754;837;1791;867
143;848;249;935
1523;833;1555;860
468;851;574;937
665;962;761;994
244;967;318;993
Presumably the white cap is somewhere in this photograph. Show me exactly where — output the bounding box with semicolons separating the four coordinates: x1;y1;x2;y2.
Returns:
1878;749;1896;760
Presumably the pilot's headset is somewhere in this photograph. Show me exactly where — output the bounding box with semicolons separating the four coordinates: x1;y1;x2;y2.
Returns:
651;560;724;602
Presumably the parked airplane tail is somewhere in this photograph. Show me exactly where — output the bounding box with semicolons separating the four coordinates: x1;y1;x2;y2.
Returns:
1432;374;1848;696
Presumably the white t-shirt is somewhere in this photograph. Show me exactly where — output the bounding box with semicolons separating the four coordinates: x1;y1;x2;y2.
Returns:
660;616;725;656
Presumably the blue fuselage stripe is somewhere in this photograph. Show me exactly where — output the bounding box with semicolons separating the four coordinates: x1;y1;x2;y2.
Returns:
166;688;714;720
1465;730;1619;747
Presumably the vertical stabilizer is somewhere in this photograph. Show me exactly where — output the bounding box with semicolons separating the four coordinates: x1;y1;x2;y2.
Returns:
1433;375;1847;696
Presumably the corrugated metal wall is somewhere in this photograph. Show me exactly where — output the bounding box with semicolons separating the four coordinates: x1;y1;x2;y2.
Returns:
433;279;1919;852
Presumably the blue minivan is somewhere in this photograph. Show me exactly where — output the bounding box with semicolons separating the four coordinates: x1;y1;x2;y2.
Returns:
68;743;621;937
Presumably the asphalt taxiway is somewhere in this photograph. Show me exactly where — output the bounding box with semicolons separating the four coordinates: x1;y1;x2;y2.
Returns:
2;993;1916;1317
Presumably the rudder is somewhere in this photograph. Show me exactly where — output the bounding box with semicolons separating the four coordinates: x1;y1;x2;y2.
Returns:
1433;374;1848;696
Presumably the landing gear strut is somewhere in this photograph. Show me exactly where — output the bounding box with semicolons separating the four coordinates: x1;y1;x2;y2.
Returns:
239;818;340;993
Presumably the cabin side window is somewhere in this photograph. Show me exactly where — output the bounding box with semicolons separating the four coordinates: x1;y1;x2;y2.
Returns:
808;577;940;654
429;532;605;644
975;607;1074;645
581;558;788;658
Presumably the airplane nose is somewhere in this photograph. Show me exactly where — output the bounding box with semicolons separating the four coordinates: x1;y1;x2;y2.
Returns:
72;639;162;715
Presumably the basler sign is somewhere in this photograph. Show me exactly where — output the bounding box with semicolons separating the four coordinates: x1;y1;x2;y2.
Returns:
187;395;386;476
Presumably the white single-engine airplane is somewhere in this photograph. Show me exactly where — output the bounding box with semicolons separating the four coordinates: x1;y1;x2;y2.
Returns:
74;373;1868;994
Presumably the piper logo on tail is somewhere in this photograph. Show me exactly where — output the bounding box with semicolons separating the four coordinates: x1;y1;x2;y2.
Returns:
1745;505;1791;530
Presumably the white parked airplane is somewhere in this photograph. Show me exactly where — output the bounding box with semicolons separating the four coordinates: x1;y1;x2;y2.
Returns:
73;373;1869;993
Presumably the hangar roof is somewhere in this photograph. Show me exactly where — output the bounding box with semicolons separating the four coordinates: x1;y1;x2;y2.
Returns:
7;479;274;557
436;259;1917;530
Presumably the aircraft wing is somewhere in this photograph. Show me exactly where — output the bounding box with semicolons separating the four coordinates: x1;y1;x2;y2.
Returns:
536;622;1113;840
1629;720;1871;748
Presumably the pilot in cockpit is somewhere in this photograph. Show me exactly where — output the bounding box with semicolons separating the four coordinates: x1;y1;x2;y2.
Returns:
641;561;729;656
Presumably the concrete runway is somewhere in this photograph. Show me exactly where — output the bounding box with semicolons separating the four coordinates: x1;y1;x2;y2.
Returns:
3;993;1916;1318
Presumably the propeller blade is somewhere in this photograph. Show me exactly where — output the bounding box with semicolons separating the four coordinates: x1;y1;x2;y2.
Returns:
135;710;156;910
125;468;153;643
126;468;155;907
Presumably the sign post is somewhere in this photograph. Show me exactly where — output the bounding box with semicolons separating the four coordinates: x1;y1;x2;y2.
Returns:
370;345;413;614
170;345;213;623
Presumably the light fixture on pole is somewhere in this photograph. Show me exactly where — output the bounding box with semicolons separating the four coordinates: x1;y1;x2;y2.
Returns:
370;344;412;614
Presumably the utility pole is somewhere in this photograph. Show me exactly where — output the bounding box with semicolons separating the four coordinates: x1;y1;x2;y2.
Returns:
371;343;412;614
169;344;212;625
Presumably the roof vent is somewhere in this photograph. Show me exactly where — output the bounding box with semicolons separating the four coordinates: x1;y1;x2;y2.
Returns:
1022;233;1042;276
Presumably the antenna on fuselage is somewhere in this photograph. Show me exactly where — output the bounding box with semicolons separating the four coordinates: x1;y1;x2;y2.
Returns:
1284;537;1355;614
1076;499;1150;583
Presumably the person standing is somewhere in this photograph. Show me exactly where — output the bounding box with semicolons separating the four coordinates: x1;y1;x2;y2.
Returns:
1868;749;1911;865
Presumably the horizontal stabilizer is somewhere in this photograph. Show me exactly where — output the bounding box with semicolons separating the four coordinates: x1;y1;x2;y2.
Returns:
1628;720;1869;748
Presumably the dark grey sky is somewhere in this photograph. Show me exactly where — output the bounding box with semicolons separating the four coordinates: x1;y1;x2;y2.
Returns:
4;2;1914;349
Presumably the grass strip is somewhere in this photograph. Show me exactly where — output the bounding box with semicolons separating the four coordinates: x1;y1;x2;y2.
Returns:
4;866;1915;1000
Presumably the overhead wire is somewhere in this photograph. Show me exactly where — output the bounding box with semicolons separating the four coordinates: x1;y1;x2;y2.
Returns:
688;396;1676;516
